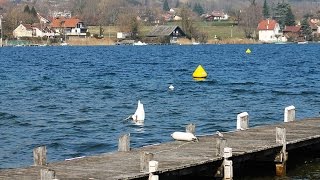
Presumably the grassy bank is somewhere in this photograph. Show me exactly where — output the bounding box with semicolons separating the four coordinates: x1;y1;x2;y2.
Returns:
87;20;246;43
79;21;253;46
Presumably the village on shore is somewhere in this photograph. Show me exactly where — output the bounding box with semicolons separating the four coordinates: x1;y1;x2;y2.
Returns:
1;0;320;47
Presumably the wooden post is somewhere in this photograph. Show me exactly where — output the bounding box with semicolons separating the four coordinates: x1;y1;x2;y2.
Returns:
276;127;286;147
149;160;158;173
140;152;154;172
33;146;47;166
148;161;159;180
275;127;287;176
223;147;233;180
186;123;195;134
284;105;295;122
40;169;55;180
149;173;159;180
223;147;232;159
237;112;249;130
223;160;233;180
118;134;130;152
216;138;227;157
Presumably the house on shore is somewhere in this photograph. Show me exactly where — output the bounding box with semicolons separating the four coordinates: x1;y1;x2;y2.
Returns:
50;17;87;40
309;19;320;36
13;23;55;39
257;19;282;43
283;25;303;42
146;25;186;44
202;11;229;21
13;24;33;38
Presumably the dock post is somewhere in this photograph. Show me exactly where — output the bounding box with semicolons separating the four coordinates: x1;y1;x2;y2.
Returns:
214;138;227;178
149;160;159;180
216;138;227;156
237;112;249;130
186;123;195;134
33;146;47;166
40;169;56;180
140;152;154;172
275;127;287;176
223;148;233;180
284;105;295;122
118;134;130;152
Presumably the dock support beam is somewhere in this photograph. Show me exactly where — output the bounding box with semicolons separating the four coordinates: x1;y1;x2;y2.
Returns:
118;134;130;152
275;127;287;176
140;152;154;172
40;169;56;180
284;105;295;122
149;160;159;180
186;123;195;134
237;112;249;130
33;146;47;166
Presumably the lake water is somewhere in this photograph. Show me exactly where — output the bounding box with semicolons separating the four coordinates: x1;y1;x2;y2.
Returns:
0;44;319;178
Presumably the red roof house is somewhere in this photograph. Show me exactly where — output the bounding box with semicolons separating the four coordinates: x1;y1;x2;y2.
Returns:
257;19;277;30
283;25;301;33
50;17;87;37
257;19;281;43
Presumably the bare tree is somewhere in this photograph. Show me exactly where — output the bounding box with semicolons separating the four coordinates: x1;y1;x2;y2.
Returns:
33;0;52;16
70;0;128;26
116;8;141;39
98;0;127;25
180;5;194;39
239;0;262;39
3;6;23;37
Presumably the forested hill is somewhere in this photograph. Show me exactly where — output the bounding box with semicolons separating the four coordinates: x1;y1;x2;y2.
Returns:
4;0;320;15
1;0;319;27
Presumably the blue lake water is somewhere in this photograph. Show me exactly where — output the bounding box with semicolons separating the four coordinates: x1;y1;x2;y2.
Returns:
0;44;319;178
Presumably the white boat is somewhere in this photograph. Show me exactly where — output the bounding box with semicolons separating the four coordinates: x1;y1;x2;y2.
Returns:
192;41;200;45
60;42;68;46
133;41;147;46
297;41;308;44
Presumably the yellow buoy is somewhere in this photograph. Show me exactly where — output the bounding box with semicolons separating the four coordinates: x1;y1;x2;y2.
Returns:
246;48;251;54
192;65;207;78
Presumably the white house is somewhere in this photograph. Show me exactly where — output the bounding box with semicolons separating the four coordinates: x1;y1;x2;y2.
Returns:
13;24;33;38
32;24;55;38
13;23;55;38
173;15;182;21
257;19;281;43
212;11;229;20
310;18;320;34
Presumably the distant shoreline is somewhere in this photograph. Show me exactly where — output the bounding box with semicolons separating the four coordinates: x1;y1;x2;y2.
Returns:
65;37;259;46
2;37;261;47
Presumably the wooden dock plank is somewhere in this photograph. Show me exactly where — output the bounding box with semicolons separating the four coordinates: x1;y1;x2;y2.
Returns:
1;117;320;179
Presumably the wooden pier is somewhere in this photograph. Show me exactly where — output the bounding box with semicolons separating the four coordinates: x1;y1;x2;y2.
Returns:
1;110;320;179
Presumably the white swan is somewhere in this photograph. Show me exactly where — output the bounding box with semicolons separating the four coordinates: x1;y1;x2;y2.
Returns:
132;100;145;123
171;132;198;142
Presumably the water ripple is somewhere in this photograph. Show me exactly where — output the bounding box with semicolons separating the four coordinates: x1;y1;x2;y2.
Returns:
0;44;319;170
